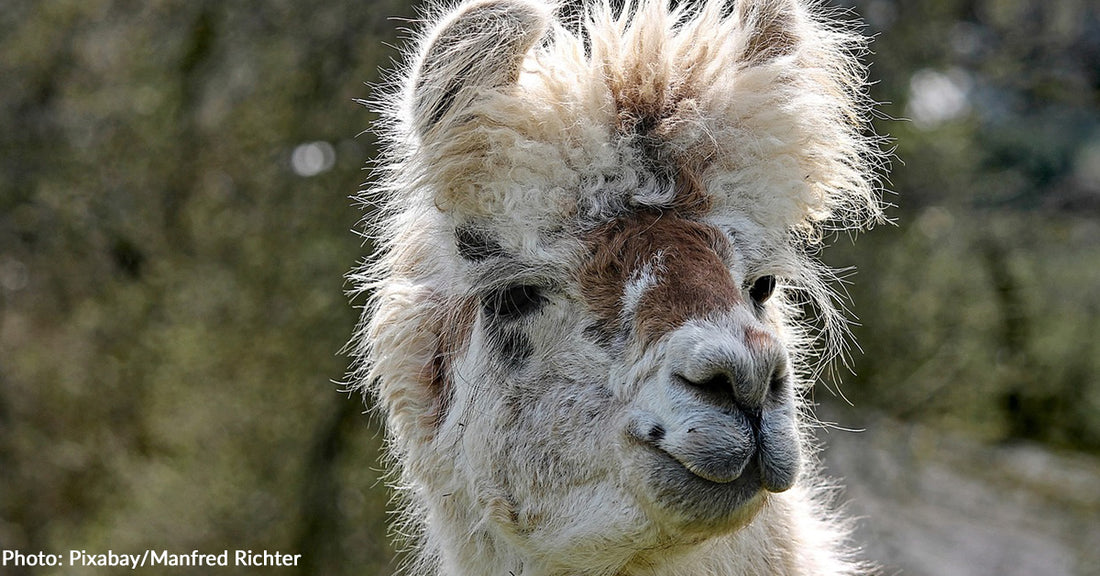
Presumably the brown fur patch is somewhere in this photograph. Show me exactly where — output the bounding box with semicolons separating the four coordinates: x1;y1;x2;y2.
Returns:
422;295;478;426
580;210;741;346
673;165;712;216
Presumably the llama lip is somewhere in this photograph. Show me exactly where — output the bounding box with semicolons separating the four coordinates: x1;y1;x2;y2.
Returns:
628;415;757;485
676;452;749;484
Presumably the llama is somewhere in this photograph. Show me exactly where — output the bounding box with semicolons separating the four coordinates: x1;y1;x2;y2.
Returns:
350;0;885;574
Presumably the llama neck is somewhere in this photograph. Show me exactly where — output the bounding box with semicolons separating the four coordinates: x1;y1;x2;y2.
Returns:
620;492;861;576
419;486;861;576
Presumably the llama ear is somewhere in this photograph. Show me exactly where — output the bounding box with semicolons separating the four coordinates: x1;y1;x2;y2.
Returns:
410;0;551;138
736;0;805;64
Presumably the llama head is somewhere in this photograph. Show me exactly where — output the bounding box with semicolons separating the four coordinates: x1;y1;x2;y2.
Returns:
354;0;883;573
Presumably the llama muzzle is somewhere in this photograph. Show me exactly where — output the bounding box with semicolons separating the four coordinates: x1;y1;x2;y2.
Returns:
630;315;802;494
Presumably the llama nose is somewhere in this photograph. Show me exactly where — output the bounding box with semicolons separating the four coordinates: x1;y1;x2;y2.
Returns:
665;324;800;492
675;330;788;412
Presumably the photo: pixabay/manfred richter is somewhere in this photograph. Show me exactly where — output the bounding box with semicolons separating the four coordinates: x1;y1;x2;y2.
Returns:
2;549;302;569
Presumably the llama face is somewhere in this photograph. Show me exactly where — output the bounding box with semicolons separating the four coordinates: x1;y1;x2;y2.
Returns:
581;209;801;497
358;0;883;572
453;207;798;483
423;212;799;566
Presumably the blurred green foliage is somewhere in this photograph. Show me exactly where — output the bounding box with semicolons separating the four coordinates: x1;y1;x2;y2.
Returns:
0;0;415;573
827;0;1100;450
0;0;1097;575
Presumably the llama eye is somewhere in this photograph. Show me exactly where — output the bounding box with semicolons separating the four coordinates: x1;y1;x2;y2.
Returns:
483;284;546;319
748;275;776;305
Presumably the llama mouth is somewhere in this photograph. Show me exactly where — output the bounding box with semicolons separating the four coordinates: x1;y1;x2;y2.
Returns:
627;417;766;513
628;413;757;485
625;408;798;518
674;451;749;484
644;437;761;489
642;442;767;528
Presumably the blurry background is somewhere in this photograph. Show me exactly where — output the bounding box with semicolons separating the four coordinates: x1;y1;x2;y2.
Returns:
0;0;1097;574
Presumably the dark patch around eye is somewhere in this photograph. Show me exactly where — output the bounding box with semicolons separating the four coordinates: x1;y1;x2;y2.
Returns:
481;284;544;371
486;325;534;372
455;225;506;262
483;284;546;319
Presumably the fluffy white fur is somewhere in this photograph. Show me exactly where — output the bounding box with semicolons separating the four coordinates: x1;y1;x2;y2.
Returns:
350;1;886;575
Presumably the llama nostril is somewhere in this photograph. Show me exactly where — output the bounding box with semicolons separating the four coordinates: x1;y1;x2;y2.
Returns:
678;370;770;412
678;372;733;397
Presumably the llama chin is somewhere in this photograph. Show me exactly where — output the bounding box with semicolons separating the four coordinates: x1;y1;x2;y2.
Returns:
351;1;887;574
